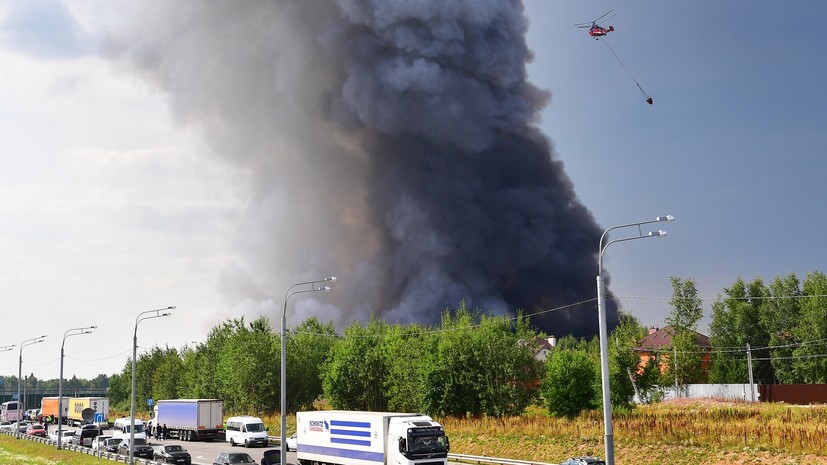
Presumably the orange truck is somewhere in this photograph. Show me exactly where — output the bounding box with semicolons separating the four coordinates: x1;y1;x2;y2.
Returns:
40;397;69;423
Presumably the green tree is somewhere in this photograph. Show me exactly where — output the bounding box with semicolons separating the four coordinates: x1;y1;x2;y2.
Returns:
322;318;388;411
152;351;185;400
709;277;772;384
418;304;542;417
215;317;278;414
793;271;827;382
760;274;802;383
287;317;338;411
664;277;706;385
541;349;598;418
381;323;430;412
609;312;647;409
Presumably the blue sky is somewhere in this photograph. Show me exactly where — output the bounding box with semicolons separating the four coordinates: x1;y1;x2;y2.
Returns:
1;0;826;379
524;1;827;336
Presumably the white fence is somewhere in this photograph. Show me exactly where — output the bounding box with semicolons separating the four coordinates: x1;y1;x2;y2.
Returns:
655;383;759;402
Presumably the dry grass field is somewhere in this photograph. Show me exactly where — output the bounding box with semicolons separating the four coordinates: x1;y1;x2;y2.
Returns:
441;399;827;465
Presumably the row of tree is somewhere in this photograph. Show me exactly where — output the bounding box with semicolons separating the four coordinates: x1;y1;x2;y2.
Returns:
108;303;547;417
708;271;827;384
9;270;827;419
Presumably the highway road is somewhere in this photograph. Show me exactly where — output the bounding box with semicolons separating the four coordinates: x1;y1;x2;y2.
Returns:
57;426;295;465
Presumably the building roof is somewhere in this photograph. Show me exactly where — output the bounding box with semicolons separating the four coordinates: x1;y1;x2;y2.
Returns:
636;325;710;351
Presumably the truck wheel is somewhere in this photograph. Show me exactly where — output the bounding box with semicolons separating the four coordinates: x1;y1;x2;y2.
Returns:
230;438;235;446
244;439;249;447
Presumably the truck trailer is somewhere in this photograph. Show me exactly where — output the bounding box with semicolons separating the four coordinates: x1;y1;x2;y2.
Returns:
67;397;109;427
151;399;224;441
40;397;69;423
296;411;449;465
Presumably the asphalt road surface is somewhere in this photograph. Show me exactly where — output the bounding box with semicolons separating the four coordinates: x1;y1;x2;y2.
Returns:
55;426;295;465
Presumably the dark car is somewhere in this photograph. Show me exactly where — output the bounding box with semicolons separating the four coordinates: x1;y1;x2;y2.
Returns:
118;438;154;459
560;457;606;465
70;427;100;447
25;423;46;437
260;449;281;465
214;451;256;465
154;444;192;464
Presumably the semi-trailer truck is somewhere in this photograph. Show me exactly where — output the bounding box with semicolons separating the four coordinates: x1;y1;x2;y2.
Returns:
296;411;449;465
67;397;109;427
149;399;224;441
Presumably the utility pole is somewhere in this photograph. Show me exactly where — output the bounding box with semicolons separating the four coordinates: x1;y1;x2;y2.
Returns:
746;343;755;402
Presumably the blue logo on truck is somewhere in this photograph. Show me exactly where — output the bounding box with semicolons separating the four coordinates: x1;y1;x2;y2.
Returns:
329;420;371;447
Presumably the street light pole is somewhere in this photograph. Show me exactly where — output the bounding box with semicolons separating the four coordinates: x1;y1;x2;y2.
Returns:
597;215;673;465
17;336;46;436
281;277;336;465
130;307;174;465
58;326;96;450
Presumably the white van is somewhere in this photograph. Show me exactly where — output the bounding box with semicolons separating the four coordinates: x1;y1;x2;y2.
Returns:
225;416;268;447
112;417;147;440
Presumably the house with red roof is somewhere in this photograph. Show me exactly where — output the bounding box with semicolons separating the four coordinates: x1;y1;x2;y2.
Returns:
635;325;712;375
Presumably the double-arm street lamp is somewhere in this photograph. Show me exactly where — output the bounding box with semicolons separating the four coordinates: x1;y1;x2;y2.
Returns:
17;335;47;436
130;307;174;465
597;215;674;465
58;326;96;449
281;277;336;465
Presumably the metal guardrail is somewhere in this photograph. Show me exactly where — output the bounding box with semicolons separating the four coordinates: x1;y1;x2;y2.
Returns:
0;429;162;464
263;435;557;465
448;453;557;465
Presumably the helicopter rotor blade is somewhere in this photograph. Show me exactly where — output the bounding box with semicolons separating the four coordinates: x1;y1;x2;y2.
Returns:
594;9;614;22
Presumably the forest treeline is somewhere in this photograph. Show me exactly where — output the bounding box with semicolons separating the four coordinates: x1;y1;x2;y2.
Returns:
6;271;827;419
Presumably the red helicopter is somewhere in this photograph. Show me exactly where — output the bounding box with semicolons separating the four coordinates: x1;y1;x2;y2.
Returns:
575;10;615;40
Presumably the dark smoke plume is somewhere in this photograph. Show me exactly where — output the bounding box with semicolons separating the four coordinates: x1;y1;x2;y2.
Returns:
106;0;617;337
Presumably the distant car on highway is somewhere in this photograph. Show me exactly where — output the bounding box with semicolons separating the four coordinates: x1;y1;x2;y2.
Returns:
26;423;46;437
100;437;123;453
16;421;31;434
213;451;256;465
260;449;281;465
154;444;192;464
118;438;154;459
0;421;13;431
285;433;297;452
91;435;112;450
70;427;100;447
48;429;74;442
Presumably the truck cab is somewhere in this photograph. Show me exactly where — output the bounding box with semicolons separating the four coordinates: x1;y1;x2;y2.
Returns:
391;418;450;463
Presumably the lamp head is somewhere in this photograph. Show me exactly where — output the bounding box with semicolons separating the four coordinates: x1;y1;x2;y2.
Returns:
656;215;675;222
325;276;337;282
320;286;332;291
648;230;668;238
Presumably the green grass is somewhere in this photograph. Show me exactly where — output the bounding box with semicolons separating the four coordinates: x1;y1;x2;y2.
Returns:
0;433;105;465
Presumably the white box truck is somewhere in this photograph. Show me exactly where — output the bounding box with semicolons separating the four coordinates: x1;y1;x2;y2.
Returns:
151;399;224;441
296;411;449;465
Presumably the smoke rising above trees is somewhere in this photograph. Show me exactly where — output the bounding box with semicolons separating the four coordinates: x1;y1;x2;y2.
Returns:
105;1;612;336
